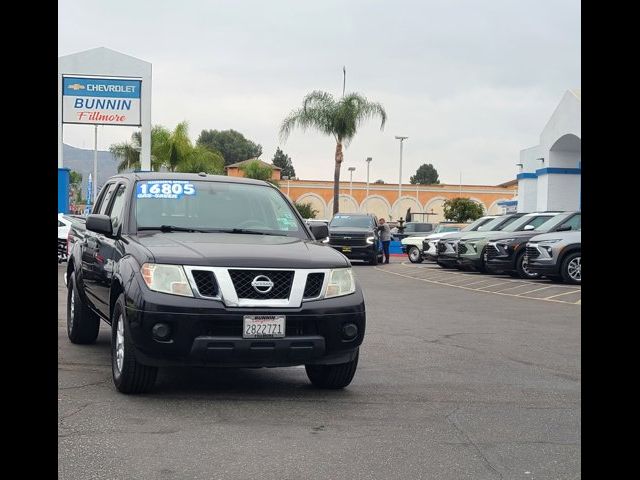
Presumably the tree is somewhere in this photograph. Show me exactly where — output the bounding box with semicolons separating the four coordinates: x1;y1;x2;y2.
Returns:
410;163;440;185
374;179;385;184
197;129;262;166
279;90;387;215
272;147;296;178
294;202;318;219
110;122;224;174
110;126;171;172
443;198;484;222
69;171;83;203
240;160;278;186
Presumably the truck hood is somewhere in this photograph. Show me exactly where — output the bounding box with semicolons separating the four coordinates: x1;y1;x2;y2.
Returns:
401;231;455;244
130;232;350;269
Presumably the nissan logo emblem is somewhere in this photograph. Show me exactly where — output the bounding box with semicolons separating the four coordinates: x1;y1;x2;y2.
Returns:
251;275;274;294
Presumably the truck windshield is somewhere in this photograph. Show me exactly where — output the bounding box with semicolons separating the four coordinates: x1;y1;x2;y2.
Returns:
329;215;372;228
135;180;307;239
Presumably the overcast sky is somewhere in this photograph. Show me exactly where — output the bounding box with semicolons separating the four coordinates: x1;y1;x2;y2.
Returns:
59;0;580;185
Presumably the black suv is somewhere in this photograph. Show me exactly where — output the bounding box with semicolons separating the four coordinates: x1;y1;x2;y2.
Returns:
66;173;365;393
326;213;384;265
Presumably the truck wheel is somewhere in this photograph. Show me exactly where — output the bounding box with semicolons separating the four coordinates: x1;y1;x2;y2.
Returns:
561;252;581;284
111;294;158;394
408;246;423;263
306;350;359;389
67;273;100;344
369;252;378;265
516;252;540;280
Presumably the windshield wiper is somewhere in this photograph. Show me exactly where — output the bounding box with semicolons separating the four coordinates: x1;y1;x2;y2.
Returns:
138;225;213;233
216;228;285;236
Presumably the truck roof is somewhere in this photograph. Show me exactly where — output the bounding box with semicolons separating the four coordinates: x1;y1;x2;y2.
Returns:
110;172;272;187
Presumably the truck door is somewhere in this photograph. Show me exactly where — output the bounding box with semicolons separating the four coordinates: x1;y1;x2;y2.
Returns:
90;182;129;319
81;182;117;314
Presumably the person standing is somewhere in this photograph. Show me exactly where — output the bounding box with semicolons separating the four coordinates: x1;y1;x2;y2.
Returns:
377;218;391;264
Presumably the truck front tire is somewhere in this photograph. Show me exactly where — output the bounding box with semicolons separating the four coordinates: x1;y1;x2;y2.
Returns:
111;294;158;394
305;350;359;389
67;274;100;345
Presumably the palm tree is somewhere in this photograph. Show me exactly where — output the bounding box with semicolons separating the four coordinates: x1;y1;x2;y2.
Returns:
110;122;224;174
110;126;170;172
279;91;387;215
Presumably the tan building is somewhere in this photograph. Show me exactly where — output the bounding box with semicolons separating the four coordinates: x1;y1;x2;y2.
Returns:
225;158;281;181
280;178;517;222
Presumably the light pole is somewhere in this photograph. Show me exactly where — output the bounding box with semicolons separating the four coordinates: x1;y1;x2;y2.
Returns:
395;136;408;199
348;167;356;196
365;157;372;197
282;176;290;197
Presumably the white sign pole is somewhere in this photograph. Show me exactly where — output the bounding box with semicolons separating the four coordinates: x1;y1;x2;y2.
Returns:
140;73;152;171
93;125;98;204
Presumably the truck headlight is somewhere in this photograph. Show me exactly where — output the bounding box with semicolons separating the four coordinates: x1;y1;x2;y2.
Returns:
141;263;194;297
366;236;375;245
324;268;356;298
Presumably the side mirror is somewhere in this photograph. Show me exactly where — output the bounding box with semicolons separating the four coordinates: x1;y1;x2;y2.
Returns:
523;224;535;231
86;214;113;236
555;224;572;232
310;224;329;241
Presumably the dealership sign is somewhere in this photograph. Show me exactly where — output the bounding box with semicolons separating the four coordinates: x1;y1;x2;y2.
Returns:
62;76;141;126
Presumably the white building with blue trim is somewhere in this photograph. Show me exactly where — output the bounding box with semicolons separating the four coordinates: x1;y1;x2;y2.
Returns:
517;89;581;212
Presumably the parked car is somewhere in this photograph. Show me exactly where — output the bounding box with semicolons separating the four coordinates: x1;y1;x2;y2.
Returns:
66;173;365;393
392;222;434;241
59;213;86;263
486;211;581;279
432;215;508;268
454;212;537;272
401;222;467;263
326;213;384;265
525;230;581;284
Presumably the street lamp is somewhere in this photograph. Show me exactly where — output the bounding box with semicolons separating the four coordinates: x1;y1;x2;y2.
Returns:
365;157;372;197
282;176;290;197
395;136;408;199
348;167;356;196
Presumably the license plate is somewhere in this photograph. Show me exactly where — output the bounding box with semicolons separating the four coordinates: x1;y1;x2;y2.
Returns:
342;246;352;253
243;315;285;339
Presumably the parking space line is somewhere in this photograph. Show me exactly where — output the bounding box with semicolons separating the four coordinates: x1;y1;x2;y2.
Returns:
492;282;537;292
375;267;580;306
476;282;512;290
515;285;554;296
544;290;582;300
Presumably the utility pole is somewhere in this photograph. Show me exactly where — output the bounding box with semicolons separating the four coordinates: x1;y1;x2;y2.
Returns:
365;157;372;197
395;136;408;199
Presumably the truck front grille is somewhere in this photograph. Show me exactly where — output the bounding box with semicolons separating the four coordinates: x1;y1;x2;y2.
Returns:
191;270;219;297
229;270;294;299
303;273;325;299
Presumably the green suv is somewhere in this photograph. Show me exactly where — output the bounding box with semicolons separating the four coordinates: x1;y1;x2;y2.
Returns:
456;212;558;272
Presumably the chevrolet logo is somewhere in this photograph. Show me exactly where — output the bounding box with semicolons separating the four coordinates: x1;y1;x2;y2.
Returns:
68;84;85;91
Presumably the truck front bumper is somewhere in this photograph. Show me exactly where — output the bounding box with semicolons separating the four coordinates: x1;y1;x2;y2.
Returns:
124;285;366;368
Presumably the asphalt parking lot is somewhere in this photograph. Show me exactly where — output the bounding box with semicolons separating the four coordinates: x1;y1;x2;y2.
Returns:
59;260;580;479
379;261;581;305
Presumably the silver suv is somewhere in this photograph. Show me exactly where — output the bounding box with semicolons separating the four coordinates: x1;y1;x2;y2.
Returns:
525;230;581;284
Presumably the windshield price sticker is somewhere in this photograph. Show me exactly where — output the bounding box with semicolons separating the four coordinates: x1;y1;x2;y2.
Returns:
136;181;196;199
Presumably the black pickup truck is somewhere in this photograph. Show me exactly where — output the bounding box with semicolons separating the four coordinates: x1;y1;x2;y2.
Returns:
66;173;365;393
325;213;384;265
